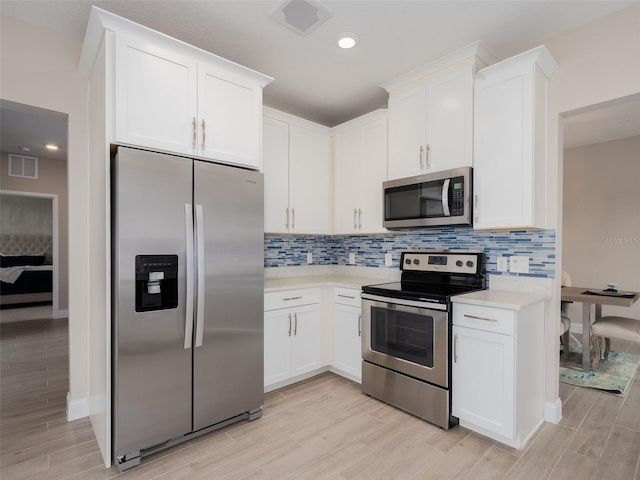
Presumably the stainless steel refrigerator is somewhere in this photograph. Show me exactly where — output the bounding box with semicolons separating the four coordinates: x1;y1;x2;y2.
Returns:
112;146;264;471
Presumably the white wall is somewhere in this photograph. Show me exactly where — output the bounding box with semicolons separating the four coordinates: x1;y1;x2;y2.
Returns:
0;15;90;419
563;136;640;322
542;4;640;416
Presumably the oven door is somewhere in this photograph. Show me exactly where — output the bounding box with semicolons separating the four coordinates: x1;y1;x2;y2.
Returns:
361;293;449;387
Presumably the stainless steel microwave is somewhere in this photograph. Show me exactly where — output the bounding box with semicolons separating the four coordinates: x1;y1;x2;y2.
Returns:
383;167;473;229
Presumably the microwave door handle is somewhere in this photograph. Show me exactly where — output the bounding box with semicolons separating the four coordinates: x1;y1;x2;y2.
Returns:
441;178;451;216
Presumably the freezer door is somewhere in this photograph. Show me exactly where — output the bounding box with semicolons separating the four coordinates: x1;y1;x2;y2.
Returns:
193;161;264;430
112;147;193;459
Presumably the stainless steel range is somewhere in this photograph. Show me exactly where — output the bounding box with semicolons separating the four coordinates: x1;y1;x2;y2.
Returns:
361;250;485;429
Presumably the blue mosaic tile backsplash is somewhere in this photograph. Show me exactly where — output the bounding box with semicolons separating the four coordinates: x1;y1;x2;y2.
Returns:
265;228;556;278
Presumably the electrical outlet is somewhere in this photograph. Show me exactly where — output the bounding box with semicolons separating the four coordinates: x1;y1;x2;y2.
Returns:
509;256;530;274
497;257;509;272
385;252;393;267
349;252;356;264
307;252;313;264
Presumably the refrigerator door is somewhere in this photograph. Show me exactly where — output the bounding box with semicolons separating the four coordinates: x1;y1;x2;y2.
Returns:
192;161;264;430
113;147;193;459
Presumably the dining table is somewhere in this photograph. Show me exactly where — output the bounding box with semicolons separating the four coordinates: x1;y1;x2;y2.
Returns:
561;286;640;372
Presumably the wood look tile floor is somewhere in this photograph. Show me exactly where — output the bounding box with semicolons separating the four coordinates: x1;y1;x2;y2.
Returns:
2;318;640;480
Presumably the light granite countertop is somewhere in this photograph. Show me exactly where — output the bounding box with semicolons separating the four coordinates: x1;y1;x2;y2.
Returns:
451;289;549;310
264;274;390;292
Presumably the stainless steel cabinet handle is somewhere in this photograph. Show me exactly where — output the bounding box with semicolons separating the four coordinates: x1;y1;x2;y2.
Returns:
453;334;458;363
338;294;355;299
358;314;362;337
464;314;498;323
201;119;206;150
184;204;194;349
291;208;295;229
419;145;424;169
426;144;431;169
283;296;302;301
192;117;197;150
288;313;292;336
474;195;479;223
195;205;205;347
285;208;289;229
293;312;298;335
354;209;358;230
358;209;362;229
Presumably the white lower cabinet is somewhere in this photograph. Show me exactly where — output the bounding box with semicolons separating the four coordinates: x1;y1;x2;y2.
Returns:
264;289;322;389
331;288;362;382
452;297;545;449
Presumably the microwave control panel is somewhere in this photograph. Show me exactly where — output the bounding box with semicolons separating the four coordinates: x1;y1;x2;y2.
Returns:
450;176;464;216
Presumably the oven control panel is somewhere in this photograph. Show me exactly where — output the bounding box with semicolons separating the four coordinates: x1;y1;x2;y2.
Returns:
401;251;482;275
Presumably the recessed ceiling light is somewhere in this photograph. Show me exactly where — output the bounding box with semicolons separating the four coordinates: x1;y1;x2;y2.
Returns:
336;32;359;49
46;144;59;150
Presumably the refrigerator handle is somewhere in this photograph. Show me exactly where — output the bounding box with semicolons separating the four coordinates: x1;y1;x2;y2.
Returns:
184;204;194;349
195;204;205;347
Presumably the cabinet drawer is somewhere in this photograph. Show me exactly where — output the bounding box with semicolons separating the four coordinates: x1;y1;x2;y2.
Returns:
453;303;515;336
333;287;361;307
264;288;321;311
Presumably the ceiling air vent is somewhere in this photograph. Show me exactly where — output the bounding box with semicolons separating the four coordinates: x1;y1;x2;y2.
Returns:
270;0;333;37
8;154;38;179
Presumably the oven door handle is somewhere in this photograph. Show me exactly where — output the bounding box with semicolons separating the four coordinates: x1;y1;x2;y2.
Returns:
442;178;451;217
361;293;448;311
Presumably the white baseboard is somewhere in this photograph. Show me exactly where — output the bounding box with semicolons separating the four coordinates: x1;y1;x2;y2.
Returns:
544;398;563;424
54;308;69;319
66;392;89;421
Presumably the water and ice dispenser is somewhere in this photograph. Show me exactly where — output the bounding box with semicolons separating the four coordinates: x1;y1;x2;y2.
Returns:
135;255;178;312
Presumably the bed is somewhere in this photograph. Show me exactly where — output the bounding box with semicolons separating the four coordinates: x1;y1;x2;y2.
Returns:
0;234;53;307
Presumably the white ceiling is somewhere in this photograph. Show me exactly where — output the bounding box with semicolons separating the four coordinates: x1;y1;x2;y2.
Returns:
1;0;639;160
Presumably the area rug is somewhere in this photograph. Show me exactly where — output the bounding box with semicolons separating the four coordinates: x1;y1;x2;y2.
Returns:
559;344;640;396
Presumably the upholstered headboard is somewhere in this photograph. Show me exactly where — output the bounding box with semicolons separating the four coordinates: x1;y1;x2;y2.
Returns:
0;235;53;265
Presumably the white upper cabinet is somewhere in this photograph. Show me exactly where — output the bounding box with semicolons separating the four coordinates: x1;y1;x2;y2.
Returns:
82;9;272;169
334;110;388;234
386;66;473;180
262;108;332;234
473;46;557;229
197;63;262;167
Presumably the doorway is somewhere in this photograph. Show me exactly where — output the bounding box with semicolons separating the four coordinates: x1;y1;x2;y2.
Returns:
560;93;640;335
0;100;69;320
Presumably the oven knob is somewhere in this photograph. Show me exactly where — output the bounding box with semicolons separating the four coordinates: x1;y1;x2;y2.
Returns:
413;259;420;265
405;258;411;265
466;260;474;268
456;260;463;267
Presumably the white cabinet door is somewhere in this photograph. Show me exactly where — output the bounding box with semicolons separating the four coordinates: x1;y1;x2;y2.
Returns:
387;87;425;180
473;70;532;229
360;117;387;232
452;325;515;439
473;47;554;229
114;32;197;156
334;113;387;234
264;309;292;386
290;304;322;377
332;303;362;380
288;125;332;234
198;63;261;168
425;67;473;172
263;117;290;233
334;127;364;233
